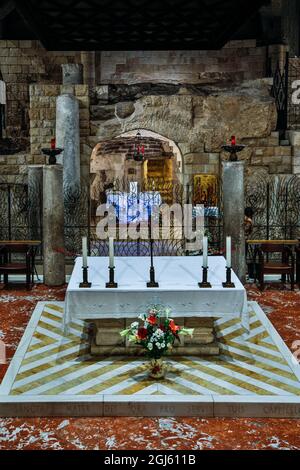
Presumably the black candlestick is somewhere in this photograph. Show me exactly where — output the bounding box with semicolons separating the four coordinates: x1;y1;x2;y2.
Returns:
199;266;212;288
147;210;159;288
41;147;63;165
79;266;91;288
147;239;159;288
222;267;235;288
221;142;245;162
106;266;118;288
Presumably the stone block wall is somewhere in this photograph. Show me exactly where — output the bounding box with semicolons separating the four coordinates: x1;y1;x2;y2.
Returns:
0;152;31;183
0;39;297;182
100;41;267;85
243;133;292;175
29;84;90;180
0;40;78;139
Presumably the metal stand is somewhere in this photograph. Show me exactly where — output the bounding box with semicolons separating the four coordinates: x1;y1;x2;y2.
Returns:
222;267;235;288
198;267;212;288
79;266;92;288
41;147;63;165
221;144;245;162
106;266;118;288
147;211;159;288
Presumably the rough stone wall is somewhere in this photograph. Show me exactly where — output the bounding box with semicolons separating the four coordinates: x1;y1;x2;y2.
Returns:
26;78;295;184
100;41;267;85
87;79;280;179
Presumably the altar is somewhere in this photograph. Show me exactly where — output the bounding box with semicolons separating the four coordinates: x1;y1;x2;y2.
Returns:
64;256;248;356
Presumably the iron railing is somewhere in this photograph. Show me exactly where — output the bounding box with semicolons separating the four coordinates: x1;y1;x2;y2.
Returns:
64;177;223;259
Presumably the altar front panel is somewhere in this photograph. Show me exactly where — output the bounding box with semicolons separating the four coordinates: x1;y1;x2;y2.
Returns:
64;256;248;328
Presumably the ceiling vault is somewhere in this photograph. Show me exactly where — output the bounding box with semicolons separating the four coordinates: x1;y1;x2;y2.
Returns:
1;0;269;50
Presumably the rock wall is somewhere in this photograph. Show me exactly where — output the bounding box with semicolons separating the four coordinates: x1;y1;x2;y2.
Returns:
1;78;295;184
87;79;280;179
24;78;294;185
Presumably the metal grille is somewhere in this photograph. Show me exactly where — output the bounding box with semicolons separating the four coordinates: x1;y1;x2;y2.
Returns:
0;183;42;242
272;53;300;131
271;52;289;133
64;177;223;259
245;174;300;266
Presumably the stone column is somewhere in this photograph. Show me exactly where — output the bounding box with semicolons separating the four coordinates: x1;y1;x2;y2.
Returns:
56;93;81;193
43;165;65;286
27;165;43;241
222;161;246;283
61;63;83;85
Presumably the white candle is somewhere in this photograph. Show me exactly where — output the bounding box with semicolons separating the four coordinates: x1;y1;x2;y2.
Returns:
226;236;232;268
203;236;208;268
109;237;114;268
82;236;88;268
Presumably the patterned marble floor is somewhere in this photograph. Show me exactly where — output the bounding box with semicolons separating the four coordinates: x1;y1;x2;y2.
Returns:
5;301;300;398
1;284;300;449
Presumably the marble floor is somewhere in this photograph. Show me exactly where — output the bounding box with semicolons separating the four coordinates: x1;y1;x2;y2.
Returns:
2;301;300;401
1;283;300;449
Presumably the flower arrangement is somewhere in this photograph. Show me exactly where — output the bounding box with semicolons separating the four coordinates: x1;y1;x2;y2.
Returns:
120;305;194;378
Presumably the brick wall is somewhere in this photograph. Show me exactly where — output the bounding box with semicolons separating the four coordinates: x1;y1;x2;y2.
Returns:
0;40;78;139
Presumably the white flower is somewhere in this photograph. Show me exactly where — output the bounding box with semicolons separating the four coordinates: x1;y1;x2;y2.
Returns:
156;342;161;349
147;343;153;350
161;342;165;348
131;322;139;329
148;309;156;315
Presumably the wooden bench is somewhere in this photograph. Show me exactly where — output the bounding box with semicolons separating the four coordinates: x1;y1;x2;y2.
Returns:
0;241;41;290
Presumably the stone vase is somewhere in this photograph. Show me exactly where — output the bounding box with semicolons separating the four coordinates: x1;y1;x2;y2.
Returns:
148;358;167;379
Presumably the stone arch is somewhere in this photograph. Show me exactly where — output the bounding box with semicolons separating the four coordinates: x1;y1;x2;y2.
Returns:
90;128;184;201
118;129;183;173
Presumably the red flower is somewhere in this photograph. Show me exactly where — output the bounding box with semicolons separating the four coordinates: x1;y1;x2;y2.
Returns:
147;315;157;325
137;327;148;340
169;320;180;334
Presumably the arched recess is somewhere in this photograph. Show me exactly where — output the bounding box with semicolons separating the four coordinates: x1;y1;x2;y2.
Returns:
118;129;183;173
90;128;184;205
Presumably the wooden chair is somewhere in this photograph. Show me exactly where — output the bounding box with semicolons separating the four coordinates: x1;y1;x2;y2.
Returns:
257;244;295;291
0;244;35;290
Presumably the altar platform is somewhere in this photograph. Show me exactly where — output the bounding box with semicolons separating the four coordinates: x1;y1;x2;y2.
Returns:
1;300;300;418
65;256;248;356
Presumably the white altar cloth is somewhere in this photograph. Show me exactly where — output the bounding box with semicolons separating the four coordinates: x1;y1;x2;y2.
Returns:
64;256;249;330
